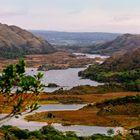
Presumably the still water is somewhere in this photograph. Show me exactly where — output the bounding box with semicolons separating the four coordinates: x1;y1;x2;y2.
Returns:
26;68;103;92
26;53;107;92
0;104;124;136
73;53;109;59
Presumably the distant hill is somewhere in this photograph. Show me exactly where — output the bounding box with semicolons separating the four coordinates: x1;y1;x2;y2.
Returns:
31;30;120;46
0;23;55;58
88;34;140;55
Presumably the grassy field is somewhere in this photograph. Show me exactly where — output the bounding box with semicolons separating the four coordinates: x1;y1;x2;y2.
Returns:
39;92;140;104
0;91;140;108
1;87;140;129
0;52;98;71
26;92;140;129
25;103;140;129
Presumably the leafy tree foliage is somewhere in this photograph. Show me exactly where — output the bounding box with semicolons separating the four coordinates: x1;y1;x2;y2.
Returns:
107;129;114;136
79;63;140;91
0;125;139;140
0;60;43;122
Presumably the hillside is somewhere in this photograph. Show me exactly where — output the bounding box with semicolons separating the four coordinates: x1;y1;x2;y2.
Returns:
100;48;140;72
0;23;55;58
88;34;140;55
80;47;140;73
31;31;140;56
79;48;140;91
96;95;140;116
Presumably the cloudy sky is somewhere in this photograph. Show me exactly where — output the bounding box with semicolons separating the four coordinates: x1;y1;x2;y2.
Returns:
0;0;140;33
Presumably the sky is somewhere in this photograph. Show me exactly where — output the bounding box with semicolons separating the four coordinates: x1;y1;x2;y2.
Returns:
0;0;140;33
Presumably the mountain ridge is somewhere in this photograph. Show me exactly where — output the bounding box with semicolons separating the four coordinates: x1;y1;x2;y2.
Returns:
31;30;120;46
88;33;140;55
0;23;55;58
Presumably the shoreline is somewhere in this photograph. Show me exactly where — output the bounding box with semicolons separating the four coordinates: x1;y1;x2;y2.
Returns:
25;106;140;130
26;92;140;130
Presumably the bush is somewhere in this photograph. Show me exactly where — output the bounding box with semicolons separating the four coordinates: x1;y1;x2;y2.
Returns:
47;83;59;88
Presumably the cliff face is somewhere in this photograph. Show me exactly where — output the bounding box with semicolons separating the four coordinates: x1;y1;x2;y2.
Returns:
0;23;55;58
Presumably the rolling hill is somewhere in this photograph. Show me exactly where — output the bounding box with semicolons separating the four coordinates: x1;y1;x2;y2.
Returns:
31;30;119;46
88;34;140;55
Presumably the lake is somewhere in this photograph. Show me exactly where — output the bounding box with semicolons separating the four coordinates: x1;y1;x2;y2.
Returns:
0;53;119;136
26;68;103;92
73;53;109;59
26;53;107;92
0;104;124;136
0;104;85;131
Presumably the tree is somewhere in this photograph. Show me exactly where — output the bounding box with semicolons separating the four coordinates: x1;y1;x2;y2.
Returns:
0;60;44;123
